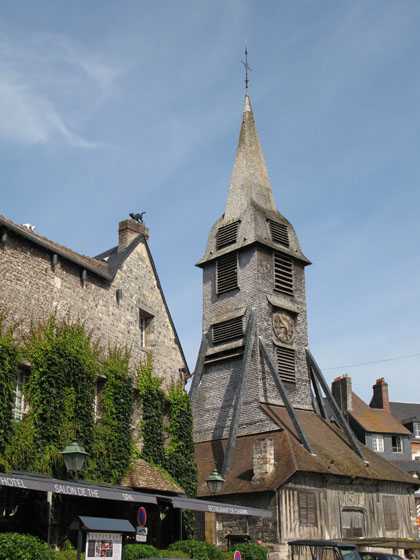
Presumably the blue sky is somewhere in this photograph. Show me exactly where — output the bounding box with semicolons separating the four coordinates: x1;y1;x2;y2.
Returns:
1;1;420;404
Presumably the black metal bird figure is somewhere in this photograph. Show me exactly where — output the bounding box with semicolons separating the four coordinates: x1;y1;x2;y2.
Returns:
129;212;146;223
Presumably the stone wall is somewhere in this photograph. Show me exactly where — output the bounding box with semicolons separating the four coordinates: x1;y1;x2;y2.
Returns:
0;226;185;388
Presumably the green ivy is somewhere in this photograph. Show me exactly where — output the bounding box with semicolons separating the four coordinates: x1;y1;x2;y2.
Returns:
88;348;133;484
166;383;198;538
0;311;21;454
137;355;166;466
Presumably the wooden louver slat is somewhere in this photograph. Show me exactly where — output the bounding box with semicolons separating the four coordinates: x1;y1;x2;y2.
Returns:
268;219;289;246
216;221;239;250
217;252;238;294
212;316;243;344
276;346;296;383
273;252;293;295
383;496;399;530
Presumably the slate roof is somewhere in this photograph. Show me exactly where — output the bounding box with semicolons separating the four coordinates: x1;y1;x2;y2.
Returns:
350;393;411;435
121;459;184;494
195;406;417;498
390;402;420;424
0;214;110;278
197;94;310;267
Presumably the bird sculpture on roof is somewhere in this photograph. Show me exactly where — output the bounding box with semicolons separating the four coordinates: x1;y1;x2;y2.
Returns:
129;212;146;223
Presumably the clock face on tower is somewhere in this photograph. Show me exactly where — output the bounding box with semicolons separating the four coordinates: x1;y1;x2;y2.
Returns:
273;312;295;343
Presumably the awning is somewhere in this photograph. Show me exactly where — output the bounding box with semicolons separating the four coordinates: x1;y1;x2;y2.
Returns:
169;495;272;518
0;472;157;505
70;516;135;533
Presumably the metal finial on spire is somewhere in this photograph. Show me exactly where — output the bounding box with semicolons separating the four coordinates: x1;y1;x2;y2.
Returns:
241;43;252;91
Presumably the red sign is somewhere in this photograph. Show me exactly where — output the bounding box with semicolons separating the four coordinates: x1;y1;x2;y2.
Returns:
138;507;147;527
234;551;242;560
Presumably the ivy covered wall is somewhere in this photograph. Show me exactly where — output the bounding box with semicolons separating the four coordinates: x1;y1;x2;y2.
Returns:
0;311;197;513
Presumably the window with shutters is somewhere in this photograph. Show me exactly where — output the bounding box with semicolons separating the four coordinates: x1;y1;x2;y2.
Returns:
216;221;240;250
341;508;365;538
273;252;293;296
212;317;244;345
383;496;399;530
216;252;238;294
298;491;317;526
267;219;289;246
276;346;296;383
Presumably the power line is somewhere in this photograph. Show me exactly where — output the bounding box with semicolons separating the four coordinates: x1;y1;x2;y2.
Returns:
323;352;420;371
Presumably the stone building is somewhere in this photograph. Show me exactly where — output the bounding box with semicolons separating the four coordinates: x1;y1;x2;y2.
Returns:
191;92;418;557
0;214;188;391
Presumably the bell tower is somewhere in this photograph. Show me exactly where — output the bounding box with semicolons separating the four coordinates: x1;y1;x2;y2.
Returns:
190;90;313;454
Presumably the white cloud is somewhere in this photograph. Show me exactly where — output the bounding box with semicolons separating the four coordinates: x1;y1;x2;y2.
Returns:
0;32;119;148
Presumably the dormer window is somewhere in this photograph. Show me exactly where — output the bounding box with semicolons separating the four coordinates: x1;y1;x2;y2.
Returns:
216;221;239;250
267;219;289;246
372;434;384;452
413;423;420;438
391;435;403;453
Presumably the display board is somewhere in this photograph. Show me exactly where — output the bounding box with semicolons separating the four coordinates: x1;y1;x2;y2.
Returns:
85;532;122;559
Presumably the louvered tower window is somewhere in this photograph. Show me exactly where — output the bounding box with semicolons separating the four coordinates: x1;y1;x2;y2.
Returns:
276;346;296;383
273;252;293;296
267;219;289;246
216;221;239;250
213;317;243;345
216;252;238;294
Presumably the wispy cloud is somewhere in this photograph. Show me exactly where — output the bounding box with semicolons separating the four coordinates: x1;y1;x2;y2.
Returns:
0;32;119;148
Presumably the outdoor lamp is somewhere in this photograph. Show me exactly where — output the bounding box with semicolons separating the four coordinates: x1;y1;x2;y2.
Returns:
60;440;89;475
205;469;225;495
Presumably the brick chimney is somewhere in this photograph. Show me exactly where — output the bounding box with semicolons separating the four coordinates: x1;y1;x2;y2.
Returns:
252;437;274;481
370;377;389;411
118;219;149;252
332;374;352;413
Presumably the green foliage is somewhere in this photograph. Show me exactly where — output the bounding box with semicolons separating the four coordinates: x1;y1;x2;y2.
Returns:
56;552;83;560
228;544;267;560
26;316;98;460
159;550;189;558
222;552;234;560
137;355;166;465
169;541;222;560
0;532;56;560
88;348;133;484
3;420;37;472
0;312;21;454
165;383;197;538
125;543;160;560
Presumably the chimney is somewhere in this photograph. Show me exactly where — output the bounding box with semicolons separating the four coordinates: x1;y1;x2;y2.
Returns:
370;377;389;411
252;438;274;481
332;374;352;413
118;219;149;252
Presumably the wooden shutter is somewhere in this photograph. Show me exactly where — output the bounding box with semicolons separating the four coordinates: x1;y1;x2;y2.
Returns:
342;508;365;537
267;219;289;246
298;491;317;525
383;496;399;530
276;346;296;383
213;317;243;344
217;252;238;294
216;221;239;250
274;252;293;296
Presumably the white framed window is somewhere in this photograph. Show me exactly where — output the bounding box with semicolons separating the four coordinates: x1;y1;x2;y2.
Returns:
13;370;27;421
372;434;384;452
139;314;147;347
413;423;420;438
392;435;403;453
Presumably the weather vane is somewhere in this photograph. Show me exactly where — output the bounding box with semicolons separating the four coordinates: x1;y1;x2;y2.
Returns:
242;43;252;91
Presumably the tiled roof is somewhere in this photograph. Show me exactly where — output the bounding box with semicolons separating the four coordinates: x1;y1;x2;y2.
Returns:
351;393;410;435
195;406;417;498
121;459;184;494
0;215;110;279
